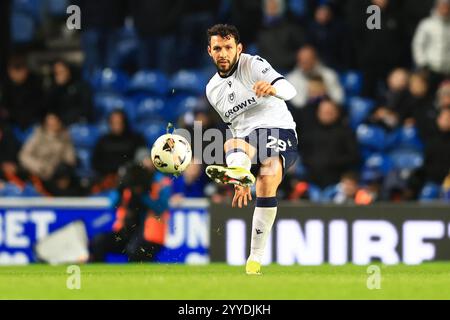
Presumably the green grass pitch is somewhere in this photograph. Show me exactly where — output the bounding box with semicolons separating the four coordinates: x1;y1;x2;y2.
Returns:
1;263;449;300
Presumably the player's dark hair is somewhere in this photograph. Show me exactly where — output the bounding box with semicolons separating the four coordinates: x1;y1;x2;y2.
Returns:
207;24;240;45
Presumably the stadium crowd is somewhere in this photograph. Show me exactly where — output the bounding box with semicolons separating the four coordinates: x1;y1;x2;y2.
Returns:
0;0;449;204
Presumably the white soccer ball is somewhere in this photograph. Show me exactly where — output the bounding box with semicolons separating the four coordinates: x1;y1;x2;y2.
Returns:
150;133;192;175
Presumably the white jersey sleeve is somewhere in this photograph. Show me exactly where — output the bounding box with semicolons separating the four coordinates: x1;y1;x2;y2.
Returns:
248;55;297;101
249;55;284;85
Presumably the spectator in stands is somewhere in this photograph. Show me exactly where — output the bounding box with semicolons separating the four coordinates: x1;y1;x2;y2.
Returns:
171;160;209;204
0;121;21;184
412;0;450;92
19;113;76;182
257;0;306;72
423;108;450;185
359;0;405;98
416;80;450;140
367;105;400;131
306;4;346;70
404;72;435;131
90;161;170;262
378;68;411;121
46;60;93;126
332;172;376;205
129;0;184;74
46;163;84;197
73;0;128;76
91;110;146;192
437;80;450;110
301;99;359;188
286;45;344;108
0;54;45;129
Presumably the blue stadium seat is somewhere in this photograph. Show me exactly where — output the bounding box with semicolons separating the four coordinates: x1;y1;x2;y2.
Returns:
388;149;424;170
11;12;36;44
363;153;392;175
12;125;36;144
0;183;23;197
135;97;166;123
69;123;100;149
348;97;375;129
396;125;424;151
90;68;130;93
137;121;168;147
321;184;340;203
356;124;387;151
340;71;363;98
419;182;442;202
12;0;42;21
307;183;322;203
170;70;207;95
93;93;135;121
21;184;41;197
109;25;139;70
76;148;94;178
171;94;205;119
128;70;169;96
46;0;68;16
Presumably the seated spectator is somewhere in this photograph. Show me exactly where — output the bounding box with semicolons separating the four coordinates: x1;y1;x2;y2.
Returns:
412;0;450;92
46;164;85;197
437;80;450;110
416;80;450;139
367;105;400;131
171;160;209;204
403;71;435;127
332;172;376;205
378;68;410;119
301;99;359;188
286;45;344;108
91;110;146;192
19;113;76;183
423;108;450;185
0;54;45;129
46;60;93;126
257;0;306;72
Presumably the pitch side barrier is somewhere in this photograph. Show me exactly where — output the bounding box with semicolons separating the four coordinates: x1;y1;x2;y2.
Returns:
209;202;450;265
0;197;208;265
1;198;449;265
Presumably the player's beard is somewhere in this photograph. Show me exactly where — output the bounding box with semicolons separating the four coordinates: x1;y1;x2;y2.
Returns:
215;53;238;76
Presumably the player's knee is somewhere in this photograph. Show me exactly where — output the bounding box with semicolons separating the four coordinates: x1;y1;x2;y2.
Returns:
256;175;280;197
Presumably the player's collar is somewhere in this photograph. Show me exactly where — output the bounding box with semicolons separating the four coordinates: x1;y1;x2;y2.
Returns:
218;58;240;79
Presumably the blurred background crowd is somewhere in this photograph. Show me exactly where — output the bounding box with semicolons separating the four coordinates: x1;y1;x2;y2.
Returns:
0;0;449;204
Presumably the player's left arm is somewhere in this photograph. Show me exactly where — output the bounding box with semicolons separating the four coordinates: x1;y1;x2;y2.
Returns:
250;56;297;101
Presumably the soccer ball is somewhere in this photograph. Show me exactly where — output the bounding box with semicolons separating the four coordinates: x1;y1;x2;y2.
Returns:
151;133;192;175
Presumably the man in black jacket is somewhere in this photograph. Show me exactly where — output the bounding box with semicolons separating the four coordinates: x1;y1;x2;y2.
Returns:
0;54;45;130
91;110;146;192
46;60;92;126
300;99;360;188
